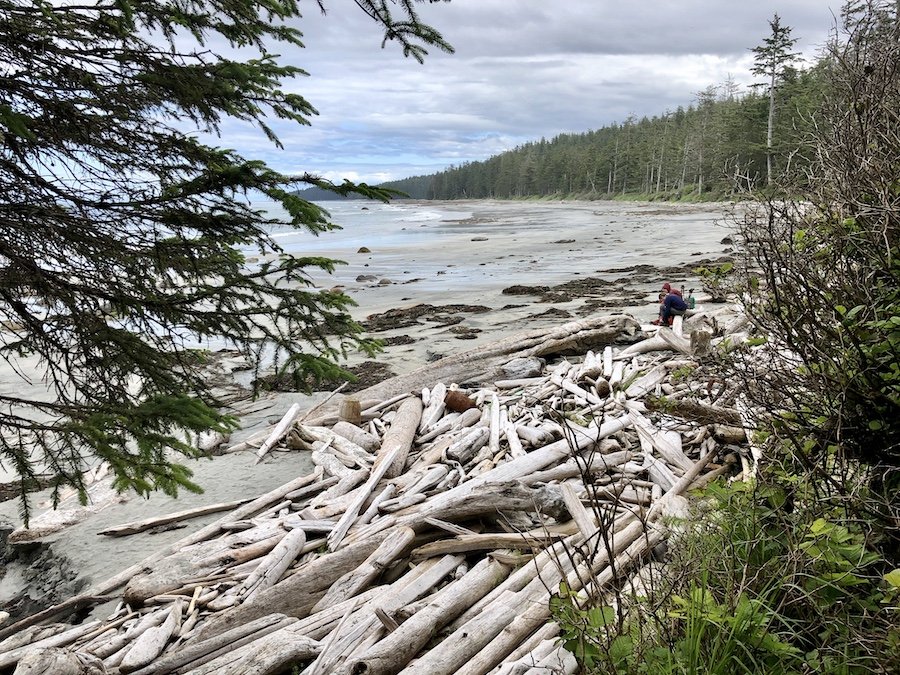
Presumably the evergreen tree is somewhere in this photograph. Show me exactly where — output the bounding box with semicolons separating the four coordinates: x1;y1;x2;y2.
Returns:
751;13;801;185
0;0;452;518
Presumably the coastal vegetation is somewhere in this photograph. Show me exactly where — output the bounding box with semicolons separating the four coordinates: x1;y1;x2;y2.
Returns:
548;2;900;673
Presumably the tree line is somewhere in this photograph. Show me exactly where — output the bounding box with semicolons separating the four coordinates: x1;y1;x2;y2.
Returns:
381;17;825;200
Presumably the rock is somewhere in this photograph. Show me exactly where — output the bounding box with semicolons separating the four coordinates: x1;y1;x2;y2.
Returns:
378;279;392;286
357;246;371;253
356;274;377;282
445;390;477;412
500;356;545;379
720;236;733;245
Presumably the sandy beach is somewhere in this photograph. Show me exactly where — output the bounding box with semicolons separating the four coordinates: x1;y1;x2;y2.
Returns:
0;198;737;619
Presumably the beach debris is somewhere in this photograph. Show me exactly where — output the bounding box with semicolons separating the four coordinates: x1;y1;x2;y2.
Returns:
1;311;753;674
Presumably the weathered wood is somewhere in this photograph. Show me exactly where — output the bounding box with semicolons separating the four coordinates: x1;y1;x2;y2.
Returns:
445;426;490;464
313;526;416;612
331;421;380;452
239;527;308;601
629;410;694;472
98;498;252;537
374;397;423;478
119;599;182;672
560;483;598;542
0;621;101;670
644;396;741;426
419;382;447;431
339;398;362;426
327;421;417;551
327;316;640;413
409;532;563;560
345;557;512;675
254;403;302;464
11;647;105;675
127;614;296;675
304;426;372;468
180;632;320;675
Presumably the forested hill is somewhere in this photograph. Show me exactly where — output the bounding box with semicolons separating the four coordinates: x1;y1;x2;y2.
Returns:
380;58;826;201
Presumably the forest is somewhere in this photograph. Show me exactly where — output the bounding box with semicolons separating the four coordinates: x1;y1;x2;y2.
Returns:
379;22;824;201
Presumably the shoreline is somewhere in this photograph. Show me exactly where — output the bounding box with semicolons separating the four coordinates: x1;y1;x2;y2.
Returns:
0;199;736;617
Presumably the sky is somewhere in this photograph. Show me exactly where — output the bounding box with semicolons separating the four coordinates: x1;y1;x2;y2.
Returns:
215;0;841;185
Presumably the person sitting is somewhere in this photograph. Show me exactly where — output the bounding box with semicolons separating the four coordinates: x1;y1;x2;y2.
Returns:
661;282;682;297
653;290;689;326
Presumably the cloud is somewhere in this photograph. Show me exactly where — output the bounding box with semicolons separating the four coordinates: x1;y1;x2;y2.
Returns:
212;0;840;183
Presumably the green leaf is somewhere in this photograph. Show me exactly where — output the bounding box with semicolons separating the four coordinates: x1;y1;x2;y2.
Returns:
884;569;900;588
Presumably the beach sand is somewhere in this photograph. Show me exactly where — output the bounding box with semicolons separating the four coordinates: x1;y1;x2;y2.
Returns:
0;199;737;617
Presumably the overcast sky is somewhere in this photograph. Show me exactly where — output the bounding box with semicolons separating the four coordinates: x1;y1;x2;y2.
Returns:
218;0;840;185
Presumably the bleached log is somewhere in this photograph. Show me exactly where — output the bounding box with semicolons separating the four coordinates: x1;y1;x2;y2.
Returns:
498;621;560;671
608;360;625;388
127;615;295;675
327;416;423;551
308;556;462;674
331;421;380;452
409;532;562;560
445;426;490;464
520;447;630;485
0;621;101;670
238;527;307;601
180;633;320;675
602;345;614;377
88;608;168;660
304;426;373;467
344;557;512;675
254;403;302;464
502;409;525;458
311;447;354;477
419;382;447;431
560;483;598;542
12;647;105;675
628;410;694;472
488;393;502;455
453;519;653;675
624;365;667;399
493;377;546;389
313;527;416;612
308;470;367;509
98;498;252;538
515;425;554;449
374;397;423;478
550;373;605;405
119;599;182;672
619;329;692;357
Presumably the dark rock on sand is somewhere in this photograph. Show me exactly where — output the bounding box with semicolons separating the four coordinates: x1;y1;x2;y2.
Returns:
529;307;573;320
502;285;551;296
381;335;416;347
254;360;397;394
362;304;491;332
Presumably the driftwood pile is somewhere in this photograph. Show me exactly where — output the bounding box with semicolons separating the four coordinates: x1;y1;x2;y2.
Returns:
0;312;753;675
